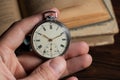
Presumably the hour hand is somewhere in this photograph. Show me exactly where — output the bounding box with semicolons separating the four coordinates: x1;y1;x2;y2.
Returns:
52;32;64;40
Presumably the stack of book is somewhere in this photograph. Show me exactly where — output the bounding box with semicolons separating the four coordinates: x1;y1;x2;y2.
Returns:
0;0;119;46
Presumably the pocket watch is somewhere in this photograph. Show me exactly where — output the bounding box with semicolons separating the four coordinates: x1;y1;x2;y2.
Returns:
31;11;71;59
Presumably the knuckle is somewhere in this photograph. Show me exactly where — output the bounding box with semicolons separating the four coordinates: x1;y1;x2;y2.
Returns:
81;54;92;68
78;41;89;54
10;20;21;27
32;64;57;80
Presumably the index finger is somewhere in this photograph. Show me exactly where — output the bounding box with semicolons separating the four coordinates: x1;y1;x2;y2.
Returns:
0;8;59;51
0;14;42;51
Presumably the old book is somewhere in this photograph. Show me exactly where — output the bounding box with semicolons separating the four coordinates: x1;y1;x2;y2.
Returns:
71;0;119;38
70;0;117;46
70;0;119;46
19;0;111;29
0;0;21;36
0;0;111;35
72;34;114;46
0;0;115;35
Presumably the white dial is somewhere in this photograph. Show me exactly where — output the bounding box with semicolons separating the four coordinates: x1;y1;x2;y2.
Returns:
32;21;70;58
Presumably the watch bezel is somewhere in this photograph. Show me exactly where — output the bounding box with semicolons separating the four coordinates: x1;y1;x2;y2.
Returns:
31;20;71;59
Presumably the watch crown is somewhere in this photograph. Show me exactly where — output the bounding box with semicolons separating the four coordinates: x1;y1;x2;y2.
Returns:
46;16;56;21
43;11;57;21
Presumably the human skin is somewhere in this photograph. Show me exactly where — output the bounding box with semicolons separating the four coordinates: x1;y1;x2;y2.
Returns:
0;8;92;80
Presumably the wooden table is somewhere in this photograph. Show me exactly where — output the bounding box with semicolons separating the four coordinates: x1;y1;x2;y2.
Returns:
63;0;120;80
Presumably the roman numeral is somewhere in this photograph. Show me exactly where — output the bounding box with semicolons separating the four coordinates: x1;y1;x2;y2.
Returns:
42;25;46;31
60;44;64;47
56;26;59;30
43;50;46;54
50;24;52;29
38;45;42;49
34;40;40;42
43;27;46;31
62;38;66;41
36;32;41;35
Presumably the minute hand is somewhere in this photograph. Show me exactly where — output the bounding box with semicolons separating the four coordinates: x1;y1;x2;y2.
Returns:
52;32;64;40
42;34;50;40
38;33;50;40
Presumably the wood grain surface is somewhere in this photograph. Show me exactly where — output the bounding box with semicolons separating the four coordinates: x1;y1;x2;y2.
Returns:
62;0;120;80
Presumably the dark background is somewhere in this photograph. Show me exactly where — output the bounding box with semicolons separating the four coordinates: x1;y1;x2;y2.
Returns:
63;0;120;80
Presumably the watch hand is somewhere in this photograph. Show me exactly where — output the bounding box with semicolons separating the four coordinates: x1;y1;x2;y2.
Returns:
50;43;52;56
43;34;50;40
52;32;64;40
38;33;50;40
50;43;52;52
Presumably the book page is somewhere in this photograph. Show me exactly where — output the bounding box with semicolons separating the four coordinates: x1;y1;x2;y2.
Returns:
19;0;111;28
71;0;118;38
72;34;114;46
59;0;111;28
0;0;21;36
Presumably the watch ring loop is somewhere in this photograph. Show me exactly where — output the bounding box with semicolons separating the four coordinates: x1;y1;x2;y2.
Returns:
43;11;58;19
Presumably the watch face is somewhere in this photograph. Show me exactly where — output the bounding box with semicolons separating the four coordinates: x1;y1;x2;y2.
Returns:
31;20;70;58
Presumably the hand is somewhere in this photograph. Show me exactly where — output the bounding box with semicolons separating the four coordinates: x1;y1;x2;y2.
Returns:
0;8;92;80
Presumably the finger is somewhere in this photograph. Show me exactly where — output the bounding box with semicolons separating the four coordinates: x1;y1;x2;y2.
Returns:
42;7;60;16
0;46;26;79
14;60;27;79
18;53;92;78
23;57;66;80
18;52;42;73
18;42;89;73
64;42;89;59
66;76;78;80
18;42;88;68
62;54;92;77
0;14;42;51
0;8;59;51
0;57;16;80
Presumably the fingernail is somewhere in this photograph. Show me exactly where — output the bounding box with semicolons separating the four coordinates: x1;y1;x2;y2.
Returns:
67;76;78;80
50;57;66;74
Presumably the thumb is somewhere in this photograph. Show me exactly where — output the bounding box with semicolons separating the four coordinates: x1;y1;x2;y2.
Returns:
24;57;66;80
